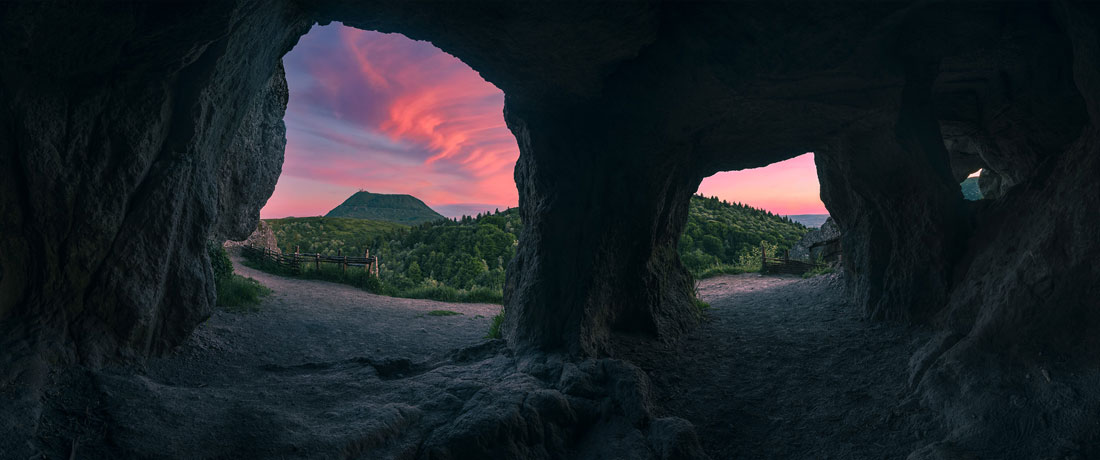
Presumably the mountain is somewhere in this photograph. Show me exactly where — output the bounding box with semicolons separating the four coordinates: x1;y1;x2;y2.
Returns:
961;177;983;201
785;214;830;228
325;191;446;225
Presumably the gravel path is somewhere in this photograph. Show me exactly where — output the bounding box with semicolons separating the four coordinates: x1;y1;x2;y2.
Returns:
621;273;940;459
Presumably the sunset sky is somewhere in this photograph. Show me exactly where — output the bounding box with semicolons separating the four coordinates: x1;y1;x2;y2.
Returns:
261;23;827;219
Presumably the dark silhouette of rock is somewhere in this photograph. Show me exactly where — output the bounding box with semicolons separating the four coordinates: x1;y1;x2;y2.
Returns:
2;1;1099;458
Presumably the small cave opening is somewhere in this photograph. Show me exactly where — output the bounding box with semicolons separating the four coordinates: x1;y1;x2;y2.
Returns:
960;168;984;201
683;152;833;278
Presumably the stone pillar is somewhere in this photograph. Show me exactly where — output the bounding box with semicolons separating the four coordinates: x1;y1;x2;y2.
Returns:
815;60;969;322
502;102;701;357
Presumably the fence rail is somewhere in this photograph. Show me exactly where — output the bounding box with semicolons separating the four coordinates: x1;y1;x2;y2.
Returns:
760;243;825;276
241;245;378;277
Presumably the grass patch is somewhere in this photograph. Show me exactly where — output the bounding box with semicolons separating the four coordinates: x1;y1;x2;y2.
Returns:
694;263;750;279
216;274;271;311
802;265;836;278
243;253;505;305
486;309;505;339
692;297;711;312
210;241;271;312
427;310;462;316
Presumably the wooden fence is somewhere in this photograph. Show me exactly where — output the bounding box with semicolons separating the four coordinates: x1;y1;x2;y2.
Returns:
760;243;824;276
241;245;378;277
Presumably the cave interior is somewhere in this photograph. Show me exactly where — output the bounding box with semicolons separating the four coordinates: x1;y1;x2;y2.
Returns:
1;1;1099;458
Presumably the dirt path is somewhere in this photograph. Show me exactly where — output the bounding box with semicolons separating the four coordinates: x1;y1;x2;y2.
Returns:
196;257;502;365
34;260;503;458
37;266;939;458
621;273;940;459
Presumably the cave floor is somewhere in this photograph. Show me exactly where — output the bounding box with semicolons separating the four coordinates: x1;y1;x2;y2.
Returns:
621;273;944;459
32;267;943;459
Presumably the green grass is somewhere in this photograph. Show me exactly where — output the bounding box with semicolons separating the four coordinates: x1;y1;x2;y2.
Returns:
395;285;503;304
802;265;836;278
242;253;504;304
695;264;751;279
486;309;505;339
427;310;462;316
216;274;272;311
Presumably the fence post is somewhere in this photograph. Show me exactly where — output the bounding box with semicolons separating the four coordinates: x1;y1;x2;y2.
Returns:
364;250;370;273
784;249;790;264
343;255;347;274
315;253;320;271
761;242;767;274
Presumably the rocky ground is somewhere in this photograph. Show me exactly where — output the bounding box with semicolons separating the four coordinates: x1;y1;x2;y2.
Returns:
29;267;941;459
621;273;945;459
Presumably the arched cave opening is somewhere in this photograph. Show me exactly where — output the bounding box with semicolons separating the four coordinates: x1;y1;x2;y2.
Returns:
223;23;520;335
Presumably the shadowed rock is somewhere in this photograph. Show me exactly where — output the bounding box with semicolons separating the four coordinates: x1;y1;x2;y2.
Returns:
2;1;1100;458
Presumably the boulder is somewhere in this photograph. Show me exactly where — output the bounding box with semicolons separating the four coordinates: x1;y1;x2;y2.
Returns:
789;217;841;263
223;220;281;255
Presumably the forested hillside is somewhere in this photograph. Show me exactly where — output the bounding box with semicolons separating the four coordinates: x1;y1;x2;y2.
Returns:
266;216;406;256
259;196;808;304
374;210;520;294
680;196;809;274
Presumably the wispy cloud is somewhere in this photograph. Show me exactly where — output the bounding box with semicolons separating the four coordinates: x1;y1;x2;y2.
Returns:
263;24;519;218
262;24;825;220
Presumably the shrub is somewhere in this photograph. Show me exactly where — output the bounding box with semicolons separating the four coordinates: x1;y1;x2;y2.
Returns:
486;309;505;339
802;264;836;278
695;263;748;279
216;275;271;311
208;242;234;282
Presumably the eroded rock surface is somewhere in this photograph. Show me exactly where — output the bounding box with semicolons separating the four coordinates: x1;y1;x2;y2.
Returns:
224;220;281;254
789;217;840;263
2;1;1100;458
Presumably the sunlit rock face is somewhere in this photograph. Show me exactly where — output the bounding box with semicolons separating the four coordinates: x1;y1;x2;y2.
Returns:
1;0;1099;458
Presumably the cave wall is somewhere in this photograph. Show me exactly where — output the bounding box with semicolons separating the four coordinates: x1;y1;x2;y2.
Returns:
0;1;309;385
1;0;1099;458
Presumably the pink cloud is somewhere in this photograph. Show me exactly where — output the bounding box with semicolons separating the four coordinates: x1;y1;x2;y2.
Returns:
262;24;825;220
262;24;519;218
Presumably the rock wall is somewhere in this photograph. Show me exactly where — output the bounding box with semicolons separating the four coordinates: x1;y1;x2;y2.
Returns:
2;1;1100;458
214;63;289;242
223;220;281;255
789;218;840;263
0;1;310;445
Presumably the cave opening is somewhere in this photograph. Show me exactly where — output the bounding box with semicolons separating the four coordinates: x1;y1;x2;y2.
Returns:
4;2;1100;458
684;152;832;278
233;23;521;327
